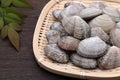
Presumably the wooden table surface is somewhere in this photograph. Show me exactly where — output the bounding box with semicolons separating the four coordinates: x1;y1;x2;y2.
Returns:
0;0;81;80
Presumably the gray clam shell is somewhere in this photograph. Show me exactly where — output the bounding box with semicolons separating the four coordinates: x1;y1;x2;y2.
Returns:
60;5;84;20
110;28;120;48
103;6;120;22
89;14;116;33
58;36;80;51
64;1;85;8
89;2;106;10
62;16;90;39
50;22;68;36
80;7;102;19
98;46;120;70
73;16;90;39
52;9;62;21
77;36;107;58
71;53;97;69
62;17;74;35
46;30;60;44
44;44;69;63
62;16;75;35
91;27;109;42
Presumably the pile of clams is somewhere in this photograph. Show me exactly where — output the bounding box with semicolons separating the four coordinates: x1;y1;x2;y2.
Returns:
44;1;120;70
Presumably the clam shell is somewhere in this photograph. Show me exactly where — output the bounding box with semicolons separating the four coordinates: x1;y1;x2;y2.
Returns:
46;30;60;44
98;46;120;70
64;1;85;8
52;9;61;21
103;6;120;22
80;7;102;19
110;28;120;48
73;16;90;39
91;27;109;42
77;36;107;58
61;16;75;35
60;5;84;20
89;14;116;33
62;16;90;39
58;36;80;51
71;53;97;69
50;22;67;36
89;2;106;10
44;44;69;63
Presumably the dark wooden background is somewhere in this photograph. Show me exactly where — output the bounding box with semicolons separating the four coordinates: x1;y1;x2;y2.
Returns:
0;0;81;80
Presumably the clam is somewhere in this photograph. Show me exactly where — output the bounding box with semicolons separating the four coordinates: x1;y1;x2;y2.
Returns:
52;9;61;21
110;28;120;48
103;6;120;22
50;22;67;36
59;5;85;20
89;2;106;10
80;7;102;19
116;22;120;29
46;30;60;44
91;27;109;42
73;16;90;39
62;16;90;39
77;36;107;58
89;14;116;33
61;16;74;35
58;36;80;51
98;46;120;70
44;44;69;63
64;1;85;8
71;53;97;69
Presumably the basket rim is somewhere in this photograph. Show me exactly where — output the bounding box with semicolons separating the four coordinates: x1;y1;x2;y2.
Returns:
33;0;120;79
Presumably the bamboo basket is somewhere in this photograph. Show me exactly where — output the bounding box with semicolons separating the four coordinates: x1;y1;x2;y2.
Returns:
33;0;120;79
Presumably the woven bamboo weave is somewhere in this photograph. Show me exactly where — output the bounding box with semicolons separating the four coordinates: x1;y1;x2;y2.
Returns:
33;0;120;79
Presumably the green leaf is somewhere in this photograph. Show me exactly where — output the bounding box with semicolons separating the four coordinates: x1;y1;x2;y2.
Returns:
5;13;23;24
8;27;20;51
1;25;8;39
12;0;33;8
0;8;3;16
0;8;6;17
9;23;21;31
0;17;4;30
6;13;22;21
1;0;13;7
5;7;27;18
